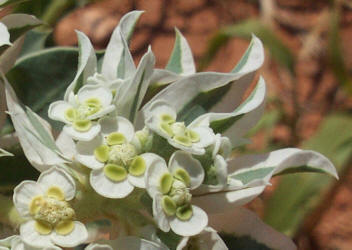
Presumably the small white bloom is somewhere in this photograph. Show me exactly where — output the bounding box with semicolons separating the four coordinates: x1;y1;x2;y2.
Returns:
144;101;215;155
48;85;115;141
76;116;152;198
145;151;208;236
0;235;62;250
13;167;88;249
86;73;126;99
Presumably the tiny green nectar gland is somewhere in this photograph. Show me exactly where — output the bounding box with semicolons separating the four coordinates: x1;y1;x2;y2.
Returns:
94;132;146;182
29;186;76;235
64;98;102;132
159;168;193;221
158;113;200;147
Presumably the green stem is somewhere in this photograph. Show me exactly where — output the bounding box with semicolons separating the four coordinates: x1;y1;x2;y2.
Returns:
41;0;74;28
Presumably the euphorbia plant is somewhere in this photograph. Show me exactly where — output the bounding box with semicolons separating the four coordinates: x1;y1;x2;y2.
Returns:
0;10;337;250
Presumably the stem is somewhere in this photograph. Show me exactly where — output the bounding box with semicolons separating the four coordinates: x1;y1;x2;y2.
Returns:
41;0;74;28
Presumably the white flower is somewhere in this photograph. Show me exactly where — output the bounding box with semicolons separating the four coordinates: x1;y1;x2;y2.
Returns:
0;235;61;250
75;116;152;198
144;100;215;155
86;72;125;96
13;167;88;249
145;150;208;236
48;85;115;141
85;236;167;250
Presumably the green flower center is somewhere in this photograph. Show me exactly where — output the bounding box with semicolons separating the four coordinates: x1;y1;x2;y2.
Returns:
158;114;200;147
93;132;146;182
159;168;193;221
64;98;102;132
29;186;76;236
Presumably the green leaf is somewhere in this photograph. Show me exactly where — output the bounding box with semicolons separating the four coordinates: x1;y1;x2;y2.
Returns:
166;28;195;75
5;47;78;131
263;113;352;236
19;29;50;57
230;167;275;185
221;234;271;250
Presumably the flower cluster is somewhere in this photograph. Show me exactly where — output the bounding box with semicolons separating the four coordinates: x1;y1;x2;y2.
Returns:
1;10;338;250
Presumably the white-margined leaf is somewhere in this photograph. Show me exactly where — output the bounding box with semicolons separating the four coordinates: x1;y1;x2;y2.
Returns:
165;28;195;75
0;22;11;47
140;35;264;127
190;76;266;145
102;10;143;80
116;47;155;123
209;207;297;250
0;147;13;157
0;14;41;46
63;31;97;100
3;74;66;172
227;148;338;189
0;0;28;7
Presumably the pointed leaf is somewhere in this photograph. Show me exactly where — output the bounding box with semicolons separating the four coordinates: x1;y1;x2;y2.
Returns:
190;76;266;145
3;74;66;172
141;35;264;125
116;47;155;123
165;28;195;75
102;11;143;80
210;208;296;250
227;148;338;190
64;31;97;100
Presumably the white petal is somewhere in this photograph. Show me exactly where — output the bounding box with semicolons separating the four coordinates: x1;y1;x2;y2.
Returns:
13;181;43;218
168;151;204;189
192;186;266;214
77;85;112;107
99;116;135;141
51;221;87;247
38;167;76;201
208;208;296;250
144;154;169;198
55;131;76;161
90;168;134;198
75;135;105;169
127;153;156;188
168;138;205;155
63;122;101;141
20;220;53;248
190;126;215;149
48;101;72;123
87;105;115;120
128;174;145;189
153;194;170;232
169;205;208;237
0;235;18;248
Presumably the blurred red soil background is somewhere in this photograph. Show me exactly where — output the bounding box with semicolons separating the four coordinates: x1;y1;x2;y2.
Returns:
20;0;352;249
